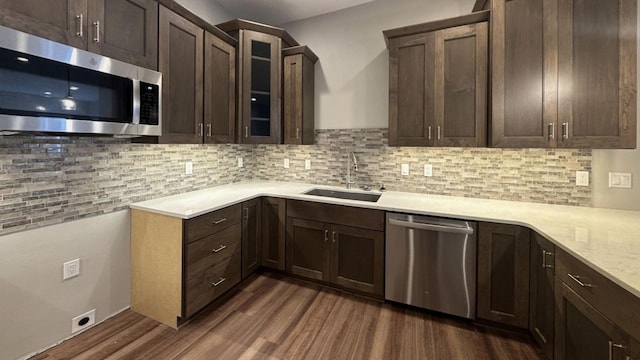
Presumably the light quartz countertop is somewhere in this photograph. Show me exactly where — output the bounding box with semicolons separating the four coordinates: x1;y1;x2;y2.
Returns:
130;181;640;299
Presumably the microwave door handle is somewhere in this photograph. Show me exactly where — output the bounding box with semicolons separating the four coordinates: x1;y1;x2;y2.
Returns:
132;79;140;125
388;218;474;235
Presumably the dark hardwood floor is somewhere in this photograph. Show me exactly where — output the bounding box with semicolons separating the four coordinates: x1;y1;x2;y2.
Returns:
31;272;542;359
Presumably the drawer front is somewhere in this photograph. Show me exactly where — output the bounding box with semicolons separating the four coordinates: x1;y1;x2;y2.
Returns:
185;223;241;280
185;252;241;318
556;248;640;342
287;200;385;231
185;204;242;243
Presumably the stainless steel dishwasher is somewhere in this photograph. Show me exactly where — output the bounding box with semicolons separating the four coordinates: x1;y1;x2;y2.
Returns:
385;213;477;319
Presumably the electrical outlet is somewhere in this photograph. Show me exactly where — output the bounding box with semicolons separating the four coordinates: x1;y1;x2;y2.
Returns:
237;157;243;168
424;164;433;177
305;159;311;170
401;164;409;176
575;171;589;187
185;161;193;175
609;172;632;188
71;309;95;333
284;158;290;168
63;259;80;280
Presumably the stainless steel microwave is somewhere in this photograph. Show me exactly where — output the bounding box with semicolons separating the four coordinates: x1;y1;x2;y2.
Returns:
0;25;161;136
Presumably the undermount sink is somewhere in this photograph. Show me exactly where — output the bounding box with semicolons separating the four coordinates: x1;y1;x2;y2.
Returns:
303;188;381;202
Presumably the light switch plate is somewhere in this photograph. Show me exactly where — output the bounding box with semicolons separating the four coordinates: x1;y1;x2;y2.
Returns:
237;157;243;168
185;161;193;175
305;159;311;170
401;164;409;176
609;172;632;188
576;171;589;186
63;259;80;280
424;164;433;177
284;158;290;169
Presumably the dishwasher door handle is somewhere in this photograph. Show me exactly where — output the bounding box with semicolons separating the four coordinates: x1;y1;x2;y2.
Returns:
388;218;474;235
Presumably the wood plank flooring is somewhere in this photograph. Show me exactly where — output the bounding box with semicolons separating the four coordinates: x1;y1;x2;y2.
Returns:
31;272;543;360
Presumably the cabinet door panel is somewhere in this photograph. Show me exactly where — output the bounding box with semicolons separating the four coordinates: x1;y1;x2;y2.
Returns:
88;0;157;69
529;233;555;360
388;33;434;146
241;198;262;278
205;31;236;144
158;7;203;144
261;197;286;270
331;224;384;297
436;22;487;147
491;0;557;147
557;0;636;148
477;222;530;328
286;218;329;281
555;279;630;360
0;0;87;48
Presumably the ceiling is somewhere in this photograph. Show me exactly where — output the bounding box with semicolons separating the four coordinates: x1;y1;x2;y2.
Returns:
214;0;377;26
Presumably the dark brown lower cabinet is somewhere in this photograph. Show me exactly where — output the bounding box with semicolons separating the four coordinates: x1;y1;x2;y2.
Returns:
555;279;633;360
261;197;286;270
285;200;384;297
529;233;555;359
477;222;531;328
241;198;262;279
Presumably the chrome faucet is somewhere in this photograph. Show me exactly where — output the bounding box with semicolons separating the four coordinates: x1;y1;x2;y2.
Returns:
347;152;358;189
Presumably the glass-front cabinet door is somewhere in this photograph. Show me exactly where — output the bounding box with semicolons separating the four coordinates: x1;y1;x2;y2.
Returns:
240;30;281;144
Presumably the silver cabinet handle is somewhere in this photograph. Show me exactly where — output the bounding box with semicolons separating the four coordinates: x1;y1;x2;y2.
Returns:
542;250;553;269
93;21;100;43
198;123;203;136
211;244;226;253
211;278;226;287
76;14;84;38
562;122;569;139
388;218;474;235
548;123;555;140
608;341;623;360
296;127;300;139
332;231;337;244
428;126;431;140
324;229;329;242
437;126;441;140
212;218;227;225
243;207;249;220
207;123;212;137
245;126;249;138
568;273;592;288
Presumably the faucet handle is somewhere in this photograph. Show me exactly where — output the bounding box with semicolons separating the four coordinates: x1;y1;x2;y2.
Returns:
379;184;386;192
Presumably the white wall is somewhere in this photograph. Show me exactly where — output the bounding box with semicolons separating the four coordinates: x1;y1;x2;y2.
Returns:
0;211;131;360
175;0;235;25
591;4;640;211
281;0;476;129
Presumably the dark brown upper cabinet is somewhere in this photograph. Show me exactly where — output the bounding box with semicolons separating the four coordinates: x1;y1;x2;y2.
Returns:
384;12;488;147
0;0;158;69
283;46;318;145
157;5;236;144
158;7;204;144
217;19;317;145
491;0;637;149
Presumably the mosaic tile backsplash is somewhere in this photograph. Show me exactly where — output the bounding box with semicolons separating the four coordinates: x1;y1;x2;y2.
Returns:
0;128;591;234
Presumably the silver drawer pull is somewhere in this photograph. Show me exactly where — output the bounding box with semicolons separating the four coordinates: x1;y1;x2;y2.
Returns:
93;21;100;43
608;341;623;360
76;14;84;38
211;278;226;287
568;273;592;288
542;250;553;269
212;218;227;225
211;245;226;253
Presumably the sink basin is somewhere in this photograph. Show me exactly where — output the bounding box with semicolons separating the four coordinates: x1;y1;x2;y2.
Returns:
304;188;381;202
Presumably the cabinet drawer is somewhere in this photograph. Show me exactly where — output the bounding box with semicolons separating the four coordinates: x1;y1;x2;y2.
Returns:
556;248;640;341
185;252;241;318
185;223;241;280
287;200;385;231
185;204;241;243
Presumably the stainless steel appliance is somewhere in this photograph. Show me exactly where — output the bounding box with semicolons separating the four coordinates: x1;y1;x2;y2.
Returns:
385;213;477;319
0;25;161;136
